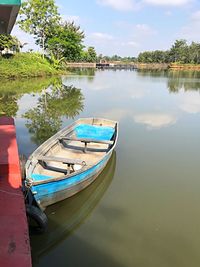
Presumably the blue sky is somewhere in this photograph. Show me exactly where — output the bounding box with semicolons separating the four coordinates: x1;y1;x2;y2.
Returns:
13;0;200;57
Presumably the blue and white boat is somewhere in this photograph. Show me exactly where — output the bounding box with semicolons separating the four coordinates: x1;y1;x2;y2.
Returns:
25;118;118;210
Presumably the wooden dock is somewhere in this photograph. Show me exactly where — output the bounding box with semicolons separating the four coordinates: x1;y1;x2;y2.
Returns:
0;117;32;267
96;63;137;69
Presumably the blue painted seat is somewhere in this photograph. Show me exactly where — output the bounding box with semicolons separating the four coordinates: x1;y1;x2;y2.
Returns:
75;124;115;141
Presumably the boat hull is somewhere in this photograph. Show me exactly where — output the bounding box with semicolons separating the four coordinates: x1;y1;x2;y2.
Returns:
32;152;112;210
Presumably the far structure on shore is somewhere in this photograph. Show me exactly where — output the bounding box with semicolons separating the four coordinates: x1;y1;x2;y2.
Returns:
0;0;21;34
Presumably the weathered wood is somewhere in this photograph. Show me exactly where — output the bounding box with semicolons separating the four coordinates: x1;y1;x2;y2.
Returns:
60;136;114;145
38;155;86;165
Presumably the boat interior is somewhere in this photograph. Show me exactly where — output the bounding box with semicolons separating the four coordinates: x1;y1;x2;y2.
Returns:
30;119;117;180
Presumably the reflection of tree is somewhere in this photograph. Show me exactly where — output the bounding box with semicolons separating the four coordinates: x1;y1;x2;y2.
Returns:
0;77;59;117
137;69;168;78
168;71;200;93
136;69;200;93
68;68;96;82
23;84;84;145
0;92;18;117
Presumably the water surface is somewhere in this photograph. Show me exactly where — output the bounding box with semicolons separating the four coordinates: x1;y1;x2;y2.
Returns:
1;69;200;267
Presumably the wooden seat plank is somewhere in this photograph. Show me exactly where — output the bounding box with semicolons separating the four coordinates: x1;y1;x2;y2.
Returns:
60;136;114;145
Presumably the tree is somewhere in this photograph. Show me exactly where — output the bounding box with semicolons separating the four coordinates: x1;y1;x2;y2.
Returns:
18;0;60;57
47;21;85;61
0;34;20;52
188;42;200;64
80;47;97;62
86;47;97;62
169;39;189;63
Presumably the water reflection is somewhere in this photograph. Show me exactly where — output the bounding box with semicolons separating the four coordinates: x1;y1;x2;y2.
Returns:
0;77;59;117
137;69;168;78
31;152;116;266
23;83;84;145
133;113;177;129
68;68;96;82
179;92;200;114
167;71;200;92
136;69;200;92
0;91;18;117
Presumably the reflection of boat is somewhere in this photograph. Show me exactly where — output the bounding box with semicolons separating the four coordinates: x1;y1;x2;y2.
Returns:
25;118;118;210
30;152;116;260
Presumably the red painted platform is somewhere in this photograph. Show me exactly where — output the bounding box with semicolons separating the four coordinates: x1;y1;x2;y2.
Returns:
0;117;32;267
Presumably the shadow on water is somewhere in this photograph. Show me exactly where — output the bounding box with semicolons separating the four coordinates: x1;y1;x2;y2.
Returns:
31;152;117;267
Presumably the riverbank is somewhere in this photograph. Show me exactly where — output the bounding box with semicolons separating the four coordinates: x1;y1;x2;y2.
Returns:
169;63;200;70
0;53;63;79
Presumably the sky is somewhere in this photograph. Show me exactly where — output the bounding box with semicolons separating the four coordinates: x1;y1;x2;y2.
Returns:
12;0;200;57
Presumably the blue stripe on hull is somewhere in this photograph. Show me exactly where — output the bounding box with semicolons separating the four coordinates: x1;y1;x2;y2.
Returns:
31;154;110;206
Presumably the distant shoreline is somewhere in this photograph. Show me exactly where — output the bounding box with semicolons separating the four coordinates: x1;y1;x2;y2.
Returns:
2;54;200;80
66;62;200;71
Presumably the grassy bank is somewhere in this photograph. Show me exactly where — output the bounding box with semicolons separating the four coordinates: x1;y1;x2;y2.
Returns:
0;53;62;79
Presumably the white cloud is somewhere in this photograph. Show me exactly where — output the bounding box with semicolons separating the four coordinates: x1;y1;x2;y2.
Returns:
97;0;135;11
179;10;200;41
126;41;139;46
99;108;129;121
143;0;192;6
134;113;177;129
61;15;81;24
165;10;173;16
121;41;139;47
135;24;157;35
191;10;200;20
97;0;191;11
90;32;114;41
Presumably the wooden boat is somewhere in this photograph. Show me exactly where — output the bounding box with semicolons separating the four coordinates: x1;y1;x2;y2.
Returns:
25;118;118;210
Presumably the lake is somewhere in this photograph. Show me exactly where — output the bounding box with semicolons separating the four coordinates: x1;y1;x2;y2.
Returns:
1;69;200;267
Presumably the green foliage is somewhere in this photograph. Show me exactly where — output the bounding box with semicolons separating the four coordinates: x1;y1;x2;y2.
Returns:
0;52;59;78
18;0;60;55
18;1;86;62
49;52;65;69
138;50;169;63
0;34;20;51
137;40;200;64
47;21;85;61
81;47;97;62
169;39;189;63
96;54;136;63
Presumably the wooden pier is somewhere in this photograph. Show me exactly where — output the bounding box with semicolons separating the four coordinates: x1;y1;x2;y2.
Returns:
0;117;31;267
65;62;137;69
96;63;137;69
